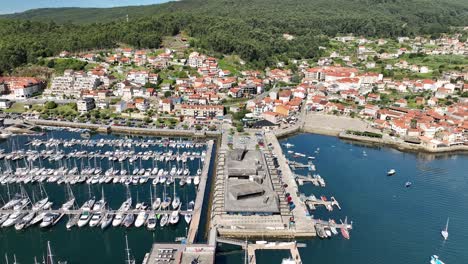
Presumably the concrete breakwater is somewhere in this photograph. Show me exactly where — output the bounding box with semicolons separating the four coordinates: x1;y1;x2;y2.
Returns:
338;132;468;154
26;119;221;138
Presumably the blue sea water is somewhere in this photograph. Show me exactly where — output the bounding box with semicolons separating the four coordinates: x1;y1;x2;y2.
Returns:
274;133;468;264
217;133;468;263
0;130;209;263
1;131;467;263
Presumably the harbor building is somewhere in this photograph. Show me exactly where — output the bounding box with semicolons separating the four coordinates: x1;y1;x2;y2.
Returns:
224;149;279;215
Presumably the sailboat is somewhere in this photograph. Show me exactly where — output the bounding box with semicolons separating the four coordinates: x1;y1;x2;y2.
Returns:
171;182;181;210
441;218;449;240
45;241;67;264
185;200;194;224
113;190;132;227
62;184;76;211
147;212;157;230
134;210;148;228
77;188;96;227
169;210;179;225
159;213;169;227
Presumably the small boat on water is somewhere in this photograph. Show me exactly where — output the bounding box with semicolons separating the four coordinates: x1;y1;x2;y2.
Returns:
340;217;350;239
100;213;114;230
77;211;92;227
340;226;350;239
184;213;192;224
113;197;132;227
152;198;161;210
147;214;157;230
328;219;338;235
123;213;135;228
430;255;445;264
15;212;35;230
40;213;61;228
30;212;47;226
160;214;169;227
89;211;104;227
441;218;449;240
281;257;295;264
2;212;25;228
172;197;181;210
134;211;148;228
405;181;412;187
169;211;179;225
161;197;171;210
387;169;396;176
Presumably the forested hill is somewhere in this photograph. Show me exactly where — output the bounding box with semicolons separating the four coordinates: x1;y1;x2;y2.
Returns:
4;0;468;33
0;0;467;74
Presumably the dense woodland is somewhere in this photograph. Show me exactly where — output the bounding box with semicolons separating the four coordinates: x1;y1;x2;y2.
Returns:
0;0;467;74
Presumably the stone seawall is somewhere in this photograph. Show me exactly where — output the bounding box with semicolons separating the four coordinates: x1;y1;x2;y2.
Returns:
27;119;221;138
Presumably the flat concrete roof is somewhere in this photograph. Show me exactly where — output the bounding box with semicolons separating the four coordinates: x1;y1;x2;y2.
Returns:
146;244;214;264
224;149;279;213
227;149;261;177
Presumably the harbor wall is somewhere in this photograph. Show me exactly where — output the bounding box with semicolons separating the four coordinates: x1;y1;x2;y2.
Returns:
26;119;221;138
338;132;468;154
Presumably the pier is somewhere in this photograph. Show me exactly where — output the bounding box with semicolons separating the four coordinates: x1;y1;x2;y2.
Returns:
295;174;326;187
0;208;192;215
303;196;341;211
264;131;316;237
247;242;304;264
187;140;214;243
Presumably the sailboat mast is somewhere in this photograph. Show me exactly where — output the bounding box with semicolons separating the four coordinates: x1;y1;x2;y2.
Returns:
125;235;132;264
47;241;54;264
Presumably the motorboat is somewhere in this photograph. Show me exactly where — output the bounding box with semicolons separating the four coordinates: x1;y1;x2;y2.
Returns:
32;197;49;211
77;211;92;227
112;198;132;227
123;213;134;228
184;213;192;224
387;169;396;176
147;214;157;230
40;213;61;228
134;211;148;228
194;176;200;186
430;255;445;264
172;197;181;210
2;212;25;227
89;211;104;227
161;197;171;210
169;211;179;225
152;198;161;210
159;214;169;227
441;218;449;240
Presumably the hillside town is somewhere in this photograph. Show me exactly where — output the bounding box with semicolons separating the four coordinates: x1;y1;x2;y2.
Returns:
0;33;467;150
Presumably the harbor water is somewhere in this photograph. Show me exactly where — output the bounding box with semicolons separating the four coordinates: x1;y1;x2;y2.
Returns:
0;130;208;263
2;131;467;263
218;133;468;263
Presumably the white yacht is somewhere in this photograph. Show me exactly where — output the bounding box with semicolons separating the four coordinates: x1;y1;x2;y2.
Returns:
147;214;157;230
134;211;148;228
169;211;179;225
441;218;449;240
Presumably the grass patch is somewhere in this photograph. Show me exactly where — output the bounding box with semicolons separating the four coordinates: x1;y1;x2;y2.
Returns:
4;103;26;113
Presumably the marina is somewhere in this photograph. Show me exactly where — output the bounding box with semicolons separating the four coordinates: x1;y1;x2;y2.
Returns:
1;127;467;263
0;129;214;263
